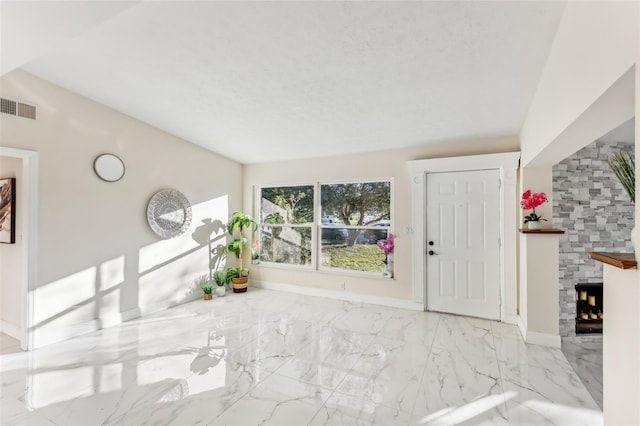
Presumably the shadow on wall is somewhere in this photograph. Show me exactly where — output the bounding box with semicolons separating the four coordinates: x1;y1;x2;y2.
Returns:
28;195;229;347
192;218;227;283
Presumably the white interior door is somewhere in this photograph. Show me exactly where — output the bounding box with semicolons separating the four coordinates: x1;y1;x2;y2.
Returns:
426;169;500;320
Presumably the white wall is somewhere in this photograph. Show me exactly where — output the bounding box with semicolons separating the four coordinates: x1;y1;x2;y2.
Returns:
520;1;638;166
602;265;640;425
0;156;23;337
0;70;242;347
243;137;519;302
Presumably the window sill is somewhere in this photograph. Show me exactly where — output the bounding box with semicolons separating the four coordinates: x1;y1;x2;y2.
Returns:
253;262;395;280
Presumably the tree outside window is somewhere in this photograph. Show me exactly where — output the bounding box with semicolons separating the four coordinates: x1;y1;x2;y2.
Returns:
257;181;392;273
259;185;314;266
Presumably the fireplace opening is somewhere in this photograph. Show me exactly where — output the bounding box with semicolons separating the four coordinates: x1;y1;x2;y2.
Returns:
575;282;603;334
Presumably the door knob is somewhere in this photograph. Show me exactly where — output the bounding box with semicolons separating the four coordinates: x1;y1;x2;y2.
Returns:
428;250;437;256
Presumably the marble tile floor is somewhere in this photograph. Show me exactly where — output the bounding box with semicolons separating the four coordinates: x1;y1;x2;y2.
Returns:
1;288;602;425
561;335;603;410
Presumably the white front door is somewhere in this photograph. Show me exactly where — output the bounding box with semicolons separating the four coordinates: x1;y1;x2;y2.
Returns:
426;169;500;320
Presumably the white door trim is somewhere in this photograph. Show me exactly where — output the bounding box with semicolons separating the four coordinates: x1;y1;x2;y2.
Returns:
0;147;38;350
408;152;520;323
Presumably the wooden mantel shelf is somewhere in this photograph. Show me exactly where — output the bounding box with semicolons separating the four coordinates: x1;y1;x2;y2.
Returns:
519;229;566;234
590;252;638;270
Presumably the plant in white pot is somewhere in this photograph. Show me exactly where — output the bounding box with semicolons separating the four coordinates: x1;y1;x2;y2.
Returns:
213;270;227;297
226;211;257;293
520;190;548;230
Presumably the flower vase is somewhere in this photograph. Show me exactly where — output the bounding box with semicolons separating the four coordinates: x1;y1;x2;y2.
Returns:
383;254;394;278
216;286;225;297
527;221;541;231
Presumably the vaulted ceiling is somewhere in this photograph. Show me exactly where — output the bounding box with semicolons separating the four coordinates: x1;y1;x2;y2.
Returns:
2;1;569;164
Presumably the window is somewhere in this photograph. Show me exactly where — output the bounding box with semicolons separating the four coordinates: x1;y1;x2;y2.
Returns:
258;180;392;274
320;181;391;272
259;185;314;266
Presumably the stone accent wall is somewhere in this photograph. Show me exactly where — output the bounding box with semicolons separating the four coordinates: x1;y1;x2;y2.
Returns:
553;140;635;337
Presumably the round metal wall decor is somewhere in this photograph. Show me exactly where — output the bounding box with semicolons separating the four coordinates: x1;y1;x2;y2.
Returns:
146;189;192;239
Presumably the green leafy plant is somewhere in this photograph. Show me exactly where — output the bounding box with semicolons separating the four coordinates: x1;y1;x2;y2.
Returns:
226;211;257;278
213;270;228;287
226;267;249;282
202;284;213;294
609;151;635;203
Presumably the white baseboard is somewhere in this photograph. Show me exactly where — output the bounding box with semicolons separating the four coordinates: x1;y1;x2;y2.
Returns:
503;314;518;325
517;315;561;348
0;320;21;340
517;315;527;340
31;292;202;349
526;330;561;348
33;319;102;348
96;306;143;328
252;280;424;311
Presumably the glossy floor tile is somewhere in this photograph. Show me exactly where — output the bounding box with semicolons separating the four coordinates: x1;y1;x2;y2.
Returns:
0;288;602;425
561;336;603;410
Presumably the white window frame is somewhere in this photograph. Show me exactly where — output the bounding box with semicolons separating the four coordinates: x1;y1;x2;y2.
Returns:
257;183;316;269
256;178;394;275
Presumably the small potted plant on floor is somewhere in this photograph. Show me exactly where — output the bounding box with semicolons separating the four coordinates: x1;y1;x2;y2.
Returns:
213;270;227;297
202;283;213;300
226;211;257;293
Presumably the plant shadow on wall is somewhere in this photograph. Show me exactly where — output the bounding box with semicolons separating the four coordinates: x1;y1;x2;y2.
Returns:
191;218;228;282
27;195;230;347
16;195;245;414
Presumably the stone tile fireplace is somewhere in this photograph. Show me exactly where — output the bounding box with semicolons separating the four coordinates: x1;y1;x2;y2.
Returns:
553;139;635;337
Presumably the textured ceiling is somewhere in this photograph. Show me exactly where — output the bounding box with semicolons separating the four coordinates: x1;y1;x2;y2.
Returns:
5;1;568;164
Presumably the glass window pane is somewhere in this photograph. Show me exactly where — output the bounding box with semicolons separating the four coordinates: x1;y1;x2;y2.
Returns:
320;182;391;227
259;225;312;266
261;186;314;225
321;227;388;272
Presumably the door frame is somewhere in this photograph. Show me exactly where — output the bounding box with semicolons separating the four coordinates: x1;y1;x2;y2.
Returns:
409;152;520;323
0;147;38;350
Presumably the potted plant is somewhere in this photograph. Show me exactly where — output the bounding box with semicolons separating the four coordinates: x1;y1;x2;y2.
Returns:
377;233;395;278
213;269;227;297
225;267;250;292
226;211;257;293
520;190;548;230
202;284;213;300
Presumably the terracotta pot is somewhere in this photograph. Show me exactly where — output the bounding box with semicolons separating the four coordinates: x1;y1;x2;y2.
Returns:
203;293;213;300
232;276;248;293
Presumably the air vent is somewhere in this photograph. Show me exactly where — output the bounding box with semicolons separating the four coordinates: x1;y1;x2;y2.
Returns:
1;98;16;115
1;97;36;120
18;102;36;119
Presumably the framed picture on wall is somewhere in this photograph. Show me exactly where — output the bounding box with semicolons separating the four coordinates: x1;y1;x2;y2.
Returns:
0;178;16;244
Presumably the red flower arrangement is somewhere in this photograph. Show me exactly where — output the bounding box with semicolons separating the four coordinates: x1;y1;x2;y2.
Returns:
520;190;548;223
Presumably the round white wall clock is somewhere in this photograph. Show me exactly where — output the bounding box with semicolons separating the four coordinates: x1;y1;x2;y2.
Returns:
94;154;125;182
